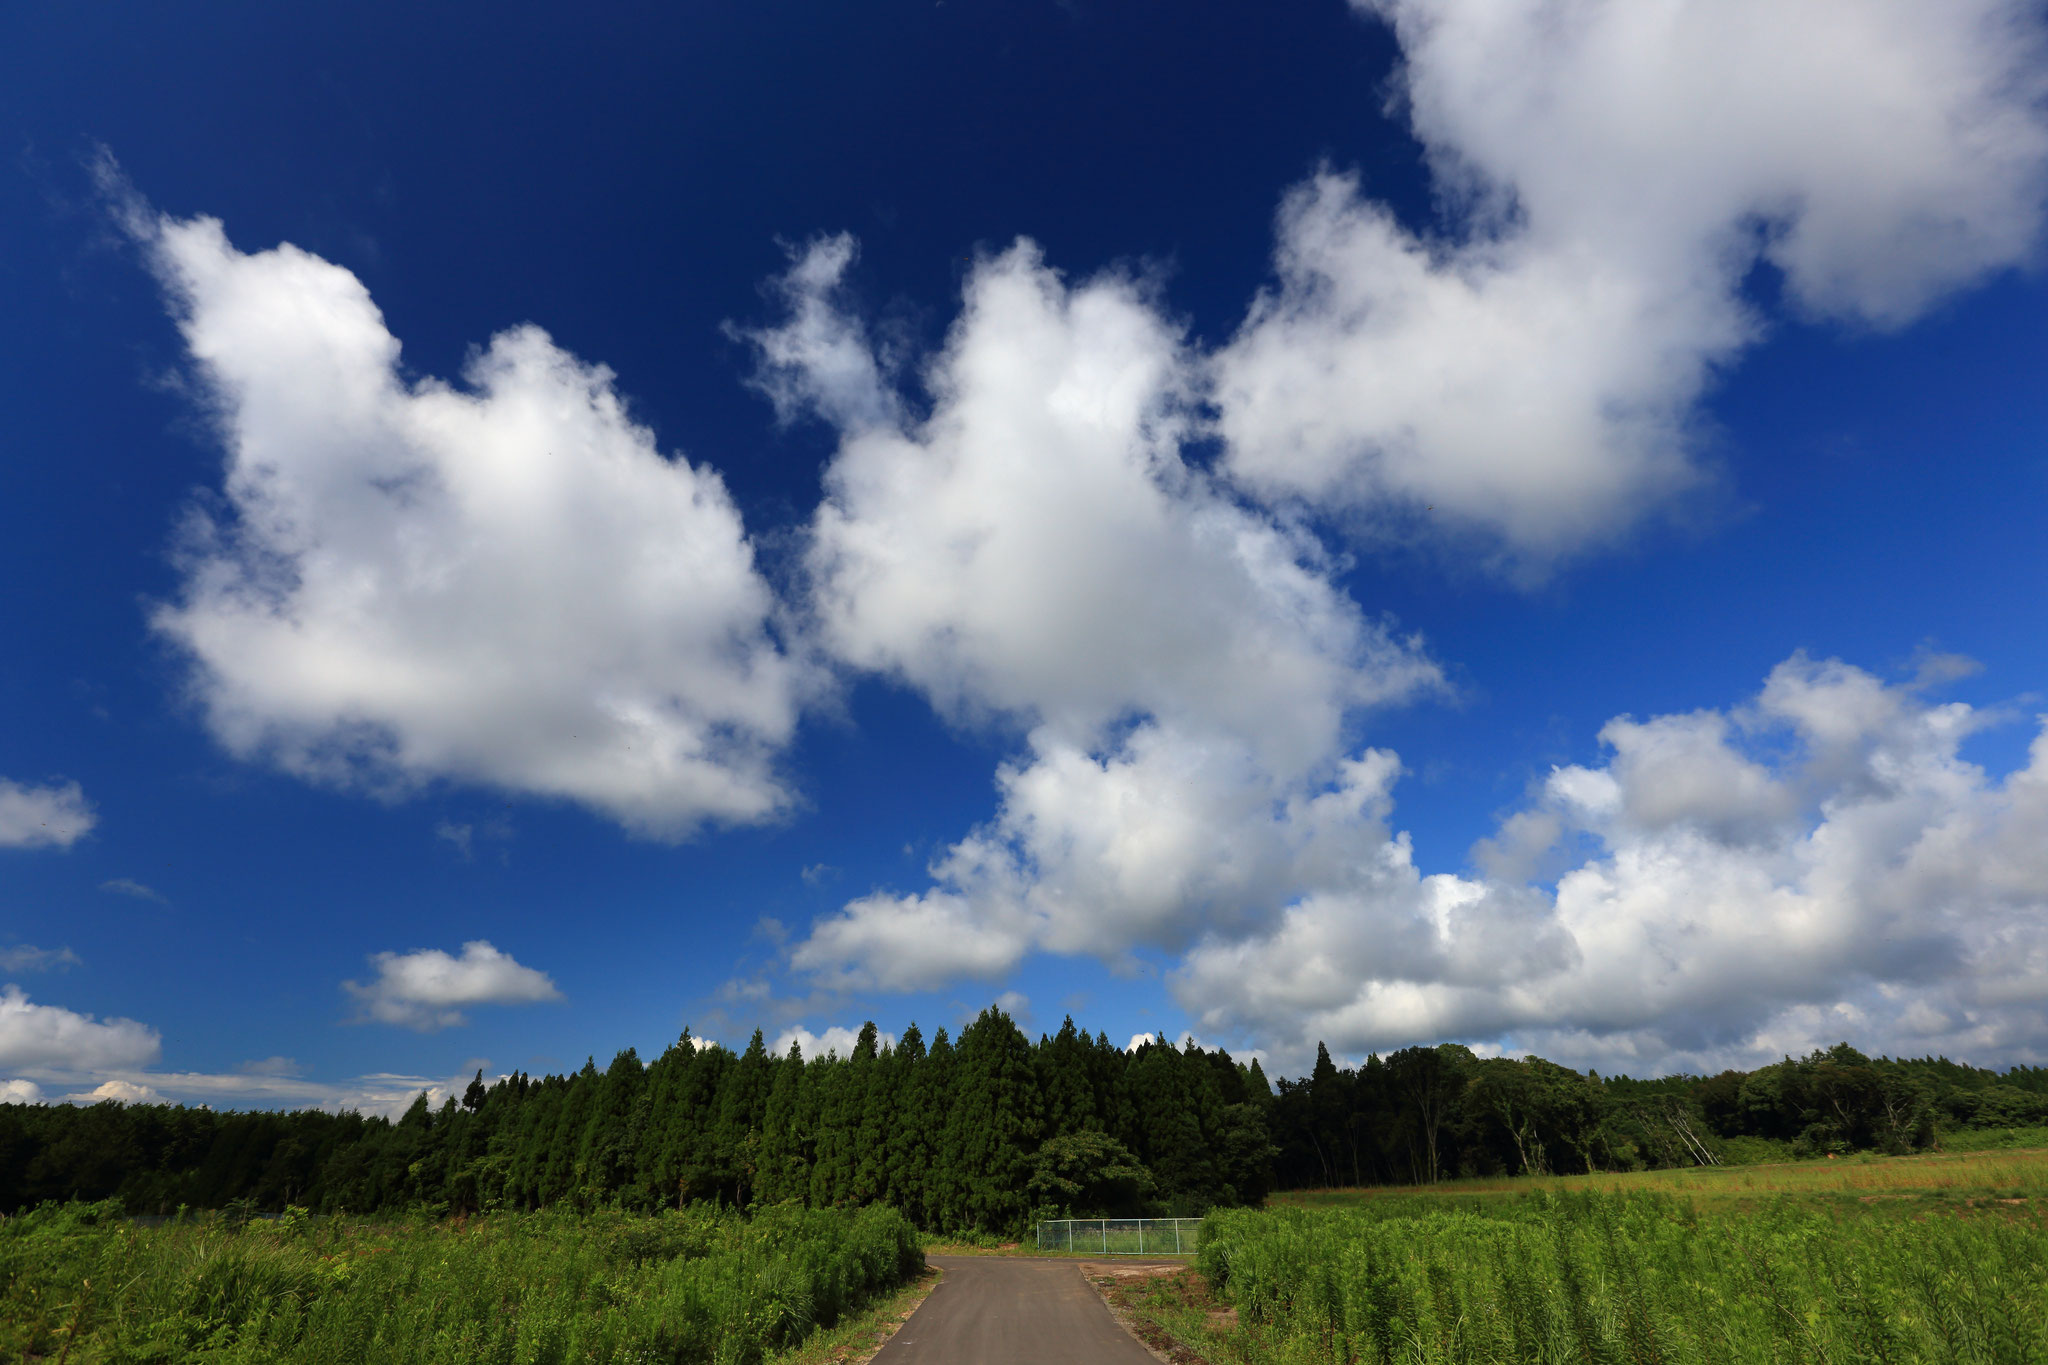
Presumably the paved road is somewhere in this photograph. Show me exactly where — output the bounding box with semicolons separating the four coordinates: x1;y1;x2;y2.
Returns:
872;1256;1162;1364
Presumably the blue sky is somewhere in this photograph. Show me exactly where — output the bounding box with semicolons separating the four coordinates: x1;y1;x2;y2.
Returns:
5;0;2048;1112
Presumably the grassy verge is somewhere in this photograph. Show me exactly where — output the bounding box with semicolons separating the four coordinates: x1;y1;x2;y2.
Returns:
767;1264;941;1365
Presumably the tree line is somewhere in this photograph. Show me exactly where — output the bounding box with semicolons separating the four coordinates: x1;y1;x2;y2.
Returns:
3;1008;2043;1230
1266;1041;2048;1189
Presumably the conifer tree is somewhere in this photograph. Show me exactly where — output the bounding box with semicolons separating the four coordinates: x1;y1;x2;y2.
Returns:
885;1024;935;1226
660;1034;732;1207
579;1048;647;1206
807;1048;853;1206
941;1008;1043;1232
759;1041;810;1203
542;1060;600;1207
1127;1041;1221;1209
1036;1017;1099;1138
922;1027;960;1225
713;1030;773;1205
851;1024;894;1206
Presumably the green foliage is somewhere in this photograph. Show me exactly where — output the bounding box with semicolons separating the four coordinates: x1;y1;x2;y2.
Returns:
0;1199;922;1364
1026;1130;1154;1216
5;1016;2044;1243
1198;1192;2048;1364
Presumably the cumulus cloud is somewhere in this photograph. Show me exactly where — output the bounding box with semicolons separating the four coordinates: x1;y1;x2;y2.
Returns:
0;985;162;1072
1215;0;2048;563
766;4;2048;1012
344;940;561;1031
1177;656;2048;1074
0;778;95;849
63;1078;162;1105
0;946;80;973
100;878;168;904
750;240;1441;991
771;1023;896;1059
783;240;1436;765
19;1065;486;1118
798;737;1460;990
123;190;801;839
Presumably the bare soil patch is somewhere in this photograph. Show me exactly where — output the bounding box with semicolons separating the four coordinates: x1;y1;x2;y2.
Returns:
1085;1263;1220;1365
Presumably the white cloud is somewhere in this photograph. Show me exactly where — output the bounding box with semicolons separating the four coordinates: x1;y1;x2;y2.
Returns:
749;239;1441;992
1176;656;2048;1074
24;1065;486;1119
63;1078;162;1105
798;735;1451;990
100;878;168;904
767;239;1439;771
0;778;95;849
1215;0;2048;563
0;946;80;973
344;940;561;1031
771;1023;895;1060
0;1079;44;1104
0;985;162;1072
127;194;802;839
768;5;2048;1011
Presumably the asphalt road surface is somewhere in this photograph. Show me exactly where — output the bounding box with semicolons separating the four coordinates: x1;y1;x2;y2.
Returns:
871;1255;1163;1364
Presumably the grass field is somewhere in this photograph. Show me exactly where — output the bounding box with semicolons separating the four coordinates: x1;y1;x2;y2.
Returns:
0;1200;923;1364
1271;1139;2048;1211
1108;1142;2048;1365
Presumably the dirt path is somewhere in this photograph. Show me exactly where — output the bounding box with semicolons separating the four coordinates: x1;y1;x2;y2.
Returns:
871;1255;1175;1364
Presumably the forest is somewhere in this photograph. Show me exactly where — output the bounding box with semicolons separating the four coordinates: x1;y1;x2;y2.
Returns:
5;1006;2046;1231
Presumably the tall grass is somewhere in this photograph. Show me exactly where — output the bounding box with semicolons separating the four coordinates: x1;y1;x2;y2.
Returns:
1197;1191;2047;1364
1272;1141;2048;1209
0;1200;923;1364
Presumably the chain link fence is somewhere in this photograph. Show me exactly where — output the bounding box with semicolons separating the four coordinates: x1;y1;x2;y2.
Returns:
1035;1217;1202;1255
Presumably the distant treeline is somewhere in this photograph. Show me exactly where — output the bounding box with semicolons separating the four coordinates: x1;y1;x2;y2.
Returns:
1266;1041;2048;1189
3;1009;2044;1230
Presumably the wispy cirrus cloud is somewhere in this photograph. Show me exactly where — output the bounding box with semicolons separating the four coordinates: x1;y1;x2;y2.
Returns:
0;946;81;974
99;878;168;905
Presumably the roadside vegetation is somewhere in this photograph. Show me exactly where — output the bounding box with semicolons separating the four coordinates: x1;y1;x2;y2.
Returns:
7;1006;2048;1361
0;1199;922;1364
1117;1181;2047;1364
